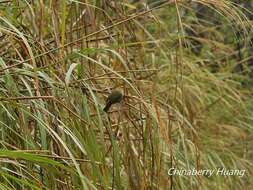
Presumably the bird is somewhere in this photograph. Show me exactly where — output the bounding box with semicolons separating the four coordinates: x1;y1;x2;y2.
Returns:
103;90;123;112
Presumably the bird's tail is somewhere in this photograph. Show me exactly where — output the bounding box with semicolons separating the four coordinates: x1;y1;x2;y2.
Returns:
103;102;112;112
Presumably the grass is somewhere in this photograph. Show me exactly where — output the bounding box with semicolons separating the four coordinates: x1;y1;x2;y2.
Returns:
0;0;252;189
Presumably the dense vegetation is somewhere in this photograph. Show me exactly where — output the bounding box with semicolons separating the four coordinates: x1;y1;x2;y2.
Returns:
0;0;252;189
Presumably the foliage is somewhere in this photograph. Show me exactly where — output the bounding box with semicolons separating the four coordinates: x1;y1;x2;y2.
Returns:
0;0;252;189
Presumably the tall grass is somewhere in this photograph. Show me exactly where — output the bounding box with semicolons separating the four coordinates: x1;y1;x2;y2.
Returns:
0;0;252;189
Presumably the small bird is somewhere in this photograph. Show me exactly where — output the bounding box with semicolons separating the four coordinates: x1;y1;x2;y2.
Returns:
103;90;123;112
